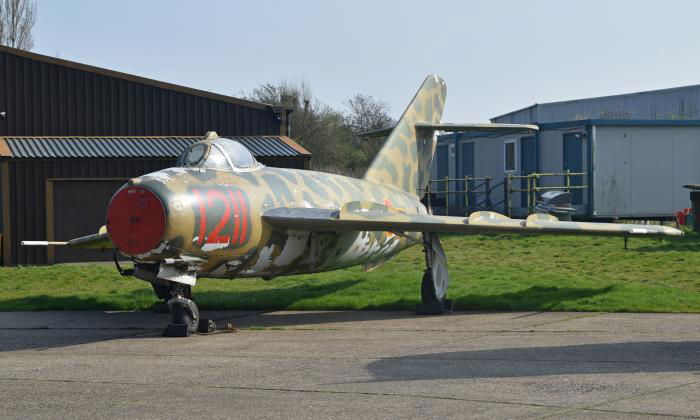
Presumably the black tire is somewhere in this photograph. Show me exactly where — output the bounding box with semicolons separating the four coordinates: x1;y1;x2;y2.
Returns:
171;302;199;335
421;270;439;304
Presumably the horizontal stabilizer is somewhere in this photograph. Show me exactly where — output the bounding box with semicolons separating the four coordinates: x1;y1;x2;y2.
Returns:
262;207;682;238
414;122;539;132
359;126;394;138
359;122;538;137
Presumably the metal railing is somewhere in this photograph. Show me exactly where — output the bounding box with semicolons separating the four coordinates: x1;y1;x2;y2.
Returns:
423;176;493;214
505;170;588;217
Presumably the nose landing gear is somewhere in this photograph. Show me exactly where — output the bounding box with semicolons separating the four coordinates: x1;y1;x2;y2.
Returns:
160;283;215;337
164;291;200;337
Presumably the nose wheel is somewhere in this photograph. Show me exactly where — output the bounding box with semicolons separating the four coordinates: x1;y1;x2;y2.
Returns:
161;283;217;337
163;293;200;337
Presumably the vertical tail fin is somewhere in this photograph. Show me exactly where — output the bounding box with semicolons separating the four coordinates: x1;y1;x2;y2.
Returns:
363;75;446;196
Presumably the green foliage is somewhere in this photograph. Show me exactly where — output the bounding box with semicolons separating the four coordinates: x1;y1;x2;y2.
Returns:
1;233;699;313
245;82;394;176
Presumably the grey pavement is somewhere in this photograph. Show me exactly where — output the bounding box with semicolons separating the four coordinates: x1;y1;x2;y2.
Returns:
0;310;698;419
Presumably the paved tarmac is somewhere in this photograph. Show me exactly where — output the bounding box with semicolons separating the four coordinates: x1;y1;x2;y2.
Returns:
0;310;698;419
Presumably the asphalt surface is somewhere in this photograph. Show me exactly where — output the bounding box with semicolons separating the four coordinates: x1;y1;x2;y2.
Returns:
0;310;698;419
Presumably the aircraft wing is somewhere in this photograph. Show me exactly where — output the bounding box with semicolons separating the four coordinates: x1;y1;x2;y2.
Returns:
21;226;114;249
262;208;682;237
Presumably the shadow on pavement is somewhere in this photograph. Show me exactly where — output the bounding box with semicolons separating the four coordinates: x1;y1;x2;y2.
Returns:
0;279;383;352
365;341;700;381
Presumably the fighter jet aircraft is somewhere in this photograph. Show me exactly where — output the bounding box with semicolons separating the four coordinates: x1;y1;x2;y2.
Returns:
23;75;683;336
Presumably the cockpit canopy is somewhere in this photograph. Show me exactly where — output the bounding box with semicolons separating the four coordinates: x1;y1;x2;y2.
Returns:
177;138;259;171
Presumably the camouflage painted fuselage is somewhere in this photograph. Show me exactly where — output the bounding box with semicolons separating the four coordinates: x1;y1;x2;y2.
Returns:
128;164;426;279
119;75;445;280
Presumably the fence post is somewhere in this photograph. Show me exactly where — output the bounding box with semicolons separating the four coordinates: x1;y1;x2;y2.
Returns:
444;176;449;212
485;177;492;209
506;173;512;217
525;175;531;214
465;176;469;211
565;169;571;193
531;175;538;214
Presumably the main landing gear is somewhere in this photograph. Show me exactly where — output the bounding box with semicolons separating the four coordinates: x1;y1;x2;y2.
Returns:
416;233;453;315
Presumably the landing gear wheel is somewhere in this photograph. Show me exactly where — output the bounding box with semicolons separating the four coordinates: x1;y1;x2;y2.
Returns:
416;233;453;315
421;270;440;304
163;295;200;337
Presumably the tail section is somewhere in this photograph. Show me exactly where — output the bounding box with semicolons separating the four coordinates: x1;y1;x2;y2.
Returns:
363;75;446;196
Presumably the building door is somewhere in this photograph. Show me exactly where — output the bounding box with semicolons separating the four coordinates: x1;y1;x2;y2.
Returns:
52;179;127;263
563;133;583;204
459;142;475;213
520;136;537;208
435;144;449;208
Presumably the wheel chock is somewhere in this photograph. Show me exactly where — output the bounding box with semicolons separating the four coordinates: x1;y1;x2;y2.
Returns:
197;319;217;334
163;323;191;337
415;302;445;315
415;299;454;315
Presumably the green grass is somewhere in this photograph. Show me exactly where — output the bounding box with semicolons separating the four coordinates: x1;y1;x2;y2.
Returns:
2;231;700;313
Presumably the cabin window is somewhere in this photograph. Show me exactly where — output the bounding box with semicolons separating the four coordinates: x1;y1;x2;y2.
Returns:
203;144;232;170
504;140;516;172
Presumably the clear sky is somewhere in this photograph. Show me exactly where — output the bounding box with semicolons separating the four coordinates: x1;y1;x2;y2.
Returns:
33;0;700;122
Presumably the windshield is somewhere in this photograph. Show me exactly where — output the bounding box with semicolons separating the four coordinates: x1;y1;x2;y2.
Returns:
178;143;207;167
177;139;258;171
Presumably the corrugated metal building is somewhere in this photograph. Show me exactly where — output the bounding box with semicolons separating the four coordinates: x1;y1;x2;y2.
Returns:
1;135;310;265
0;45;304;265
492;84;700;124
0;45;291;136
433;84;700;219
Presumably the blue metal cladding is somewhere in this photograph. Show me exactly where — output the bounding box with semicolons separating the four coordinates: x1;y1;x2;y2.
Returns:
492;84;700;124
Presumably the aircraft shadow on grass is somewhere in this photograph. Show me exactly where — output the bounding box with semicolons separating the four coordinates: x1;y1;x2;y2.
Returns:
632;238;700;253
364;341;700;382
452;285;614;311
0;283;619;353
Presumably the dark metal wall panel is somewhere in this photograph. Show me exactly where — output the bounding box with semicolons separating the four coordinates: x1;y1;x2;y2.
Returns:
0;50;281;137
8;158;175;265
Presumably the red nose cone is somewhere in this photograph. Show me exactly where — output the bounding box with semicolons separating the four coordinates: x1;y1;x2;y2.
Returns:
106;186;166;255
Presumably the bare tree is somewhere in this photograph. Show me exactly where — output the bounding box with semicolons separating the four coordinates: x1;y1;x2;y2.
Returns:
344;94;394;166
0;0;37;50
344;94;394;135
245;82;395;176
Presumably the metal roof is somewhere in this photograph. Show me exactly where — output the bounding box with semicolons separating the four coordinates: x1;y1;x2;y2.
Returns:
491;84;700;124
0;136;310;159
